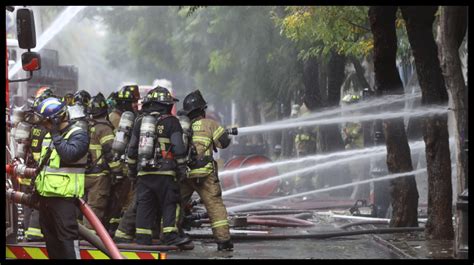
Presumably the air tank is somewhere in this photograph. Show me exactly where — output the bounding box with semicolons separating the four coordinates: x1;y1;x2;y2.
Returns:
13;121;32;160
138;115;157;167
111;111;135;156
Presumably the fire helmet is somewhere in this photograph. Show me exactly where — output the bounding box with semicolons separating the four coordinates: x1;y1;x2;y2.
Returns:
88;92;108;117
342;94;361;104
33;86;55;108
182;90;207;115
142;86;178;107
62;93;75;106
73;90;92;107
116;85;140;102
34;97;67;121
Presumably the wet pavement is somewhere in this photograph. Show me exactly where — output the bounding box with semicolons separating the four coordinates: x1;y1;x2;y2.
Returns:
165;210;408;259
163;197;459;259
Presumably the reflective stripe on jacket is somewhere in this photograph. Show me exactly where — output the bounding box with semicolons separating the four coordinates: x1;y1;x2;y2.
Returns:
35;125;88;197
189;118;225;178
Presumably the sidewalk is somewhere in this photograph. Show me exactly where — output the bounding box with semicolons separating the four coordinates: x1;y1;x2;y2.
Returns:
371;230;455;259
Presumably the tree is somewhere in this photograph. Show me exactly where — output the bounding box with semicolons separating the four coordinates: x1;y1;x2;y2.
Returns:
369;6;419;227
438;5;468;254
438;6;468;195
400;6;454;240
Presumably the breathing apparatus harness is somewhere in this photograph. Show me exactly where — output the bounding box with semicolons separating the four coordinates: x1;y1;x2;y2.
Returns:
137;111;175;171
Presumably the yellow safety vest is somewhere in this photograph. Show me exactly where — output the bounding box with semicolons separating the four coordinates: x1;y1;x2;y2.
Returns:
35;126;88;197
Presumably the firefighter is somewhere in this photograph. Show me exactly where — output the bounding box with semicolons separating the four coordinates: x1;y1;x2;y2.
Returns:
33;97;89;259
127;86;190;246
22;89;60;241
341;93;370;200
62;93;75;106
104;84;140;234
178;89;234;251
292;102;318;194
68;90;91;128
82;93;118;230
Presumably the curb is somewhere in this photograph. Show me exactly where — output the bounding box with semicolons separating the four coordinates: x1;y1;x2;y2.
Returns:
371;233;417;259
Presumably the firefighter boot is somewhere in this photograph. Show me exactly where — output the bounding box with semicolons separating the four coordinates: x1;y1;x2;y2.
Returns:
113;230;133;244
163;232;191;246
135;234;152;245
217;240;234;251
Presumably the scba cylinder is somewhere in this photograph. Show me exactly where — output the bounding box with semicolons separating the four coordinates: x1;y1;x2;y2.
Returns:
112;111;135;155
11;108;26;127
178;115;191;146
14;122;32;160
138;115;157;167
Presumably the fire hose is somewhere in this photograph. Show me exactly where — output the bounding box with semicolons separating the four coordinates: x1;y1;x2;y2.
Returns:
188;227;424;240
6;189;124;259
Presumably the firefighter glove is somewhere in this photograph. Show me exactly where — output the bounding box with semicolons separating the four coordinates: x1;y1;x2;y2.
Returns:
177;165;188;182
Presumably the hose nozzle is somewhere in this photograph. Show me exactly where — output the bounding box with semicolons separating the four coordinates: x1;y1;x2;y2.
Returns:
226;127;238;136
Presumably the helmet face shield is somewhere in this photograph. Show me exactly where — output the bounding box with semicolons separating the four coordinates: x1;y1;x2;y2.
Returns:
67;104;86;120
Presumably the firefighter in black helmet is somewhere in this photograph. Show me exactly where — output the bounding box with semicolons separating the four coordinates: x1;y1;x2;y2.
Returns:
178;89;234;251
104;84;140;234
82;93;118;230
126;86;190;246
73;90;92;107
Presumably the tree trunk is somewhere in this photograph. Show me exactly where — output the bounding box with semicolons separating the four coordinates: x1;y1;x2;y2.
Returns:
438;6;468;256
350;56;372;90
302;56;322;111
401;6;454;240
319;51;351;195
369;6;419;227
321;50;346;153
438;6;468;197
327;51;346;106
281;96;293;157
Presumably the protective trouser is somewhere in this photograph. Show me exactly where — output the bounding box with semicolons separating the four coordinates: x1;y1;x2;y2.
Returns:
115;190;162;241
180;172;230;242
19;184;44;240
25;209;43;240
83;174;111;229
104;178;132;233
39;196;81;259
136;174;180;243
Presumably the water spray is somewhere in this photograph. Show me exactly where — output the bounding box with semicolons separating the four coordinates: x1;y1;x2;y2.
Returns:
269;93;422;127
228;167;428;212
219;144;389;178
222;141;424;196
237;106;448;136
222;140;426;197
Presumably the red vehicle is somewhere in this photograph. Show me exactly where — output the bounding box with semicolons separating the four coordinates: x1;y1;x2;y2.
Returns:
5;7;171;260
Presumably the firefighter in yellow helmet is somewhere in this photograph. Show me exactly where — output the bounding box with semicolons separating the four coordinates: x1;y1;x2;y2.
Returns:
292;102;318;194
126;86;191;246
341;93;369;200
177;89;234;251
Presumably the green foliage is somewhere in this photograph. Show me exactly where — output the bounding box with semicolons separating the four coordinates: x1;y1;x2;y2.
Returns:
276;6;410;61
